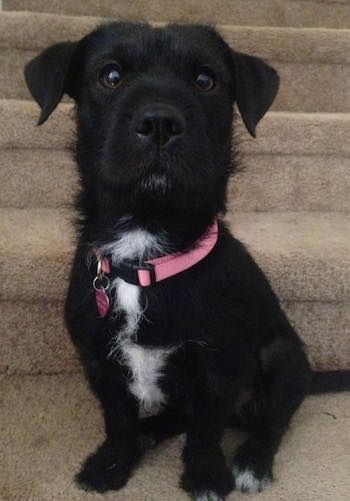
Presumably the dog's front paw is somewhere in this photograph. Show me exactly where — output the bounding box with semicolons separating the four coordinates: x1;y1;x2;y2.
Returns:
75;440;139;493
192;490;225;501
181;446;233;500
232;466;272;493
232;442;273;493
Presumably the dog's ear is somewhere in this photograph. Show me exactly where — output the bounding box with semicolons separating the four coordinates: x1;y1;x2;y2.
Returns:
24;41;78;125
232;51;279;137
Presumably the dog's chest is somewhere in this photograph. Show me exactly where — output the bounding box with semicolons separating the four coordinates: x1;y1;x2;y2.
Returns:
115;278;175;412
101;229;175;412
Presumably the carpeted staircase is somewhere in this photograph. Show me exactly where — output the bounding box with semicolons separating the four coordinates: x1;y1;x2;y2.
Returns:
1;1;349;500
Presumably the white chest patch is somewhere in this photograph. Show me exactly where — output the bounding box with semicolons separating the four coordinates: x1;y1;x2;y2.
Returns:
120;341;175;413
99;227;174;412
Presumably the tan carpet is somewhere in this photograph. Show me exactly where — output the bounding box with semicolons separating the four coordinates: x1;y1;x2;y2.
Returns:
1;209;350;373
1;373;349;501
2;298;349;375
3;100;350;156
2;100;350;211
2;12;350;111
2;209;350;304
0;7;349;374
4;0;350;29
0;2;350;501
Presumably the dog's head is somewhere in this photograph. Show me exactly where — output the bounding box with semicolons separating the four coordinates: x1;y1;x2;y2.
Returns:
25;23;279;224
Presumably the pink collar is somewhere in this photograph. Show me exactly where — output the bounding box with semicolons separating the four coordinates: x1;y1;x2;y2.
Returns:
92;220;218;317
94;219;219;287
139;219;218;286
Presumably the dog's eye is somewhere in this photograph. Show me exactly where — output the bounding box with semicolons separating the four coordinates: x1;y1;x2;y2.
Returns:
194;71;216;92
99;64;123;89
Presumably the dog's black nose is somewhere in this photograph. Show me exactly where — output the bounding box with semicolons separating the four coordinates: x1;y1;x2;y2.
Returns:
134;104;185;148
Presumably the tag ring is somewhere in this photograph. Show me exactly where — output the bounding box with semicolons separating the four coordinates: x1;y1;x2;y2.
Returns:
93;275;110;291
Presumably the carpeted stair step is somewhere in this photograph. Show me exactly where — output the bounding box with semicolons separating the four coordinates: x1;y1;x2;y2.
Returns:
3;0;350;29
1;11;350;112
3;147;350;212
1;3;349;500
2;297;349;374
3;209;350;303
2;99;350;212
4;101;350;155
1;208;349;373
1;373;349;500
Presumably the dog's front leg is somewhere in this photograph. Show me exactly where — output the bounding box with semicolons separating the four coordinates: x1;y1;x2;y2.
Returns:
75;366;141;493
181;389;233;500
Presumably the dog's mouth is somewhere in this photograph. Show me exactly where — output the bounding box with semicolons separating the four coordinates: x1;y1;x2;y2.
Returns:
138;171;170;195
137;152;173;194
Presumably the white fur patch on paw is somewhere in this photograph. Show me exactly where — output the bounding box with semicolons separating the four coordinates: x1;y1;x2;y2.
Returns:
232;467;271;493
193;491;224;501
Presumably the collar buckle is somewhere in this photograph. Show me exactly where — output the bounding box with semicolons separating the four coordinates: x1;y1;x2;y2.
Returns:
116;261;156;286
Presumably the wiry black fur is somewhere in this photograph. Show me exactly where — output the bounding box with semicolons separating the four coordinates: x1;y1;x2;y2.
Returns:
25;22;347;500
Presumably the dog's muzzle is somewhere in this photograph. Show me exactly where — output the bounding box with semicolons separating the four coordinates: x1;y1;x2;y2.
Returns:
133;103;185;149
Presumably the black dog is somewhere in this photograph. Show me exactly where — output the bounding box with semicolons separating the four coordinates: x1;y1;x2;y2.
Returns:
25;22;349;500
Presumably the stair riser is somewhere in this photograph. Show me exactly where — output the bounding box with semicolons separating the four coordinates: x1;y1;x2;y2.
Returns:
2;12;350;112
0;302;78;375
2;102;350;156
3;0;350;28
2;49;350;113
2;148;350;212
0;149;77;208
230;154;350;213
3;16;350;65
1;102;350;211
2;300;349;374
2;212;350;304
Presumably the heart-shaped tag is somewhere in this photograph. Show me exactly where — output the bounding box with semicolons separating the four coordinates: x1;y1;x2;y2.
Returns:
95;288;110;318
